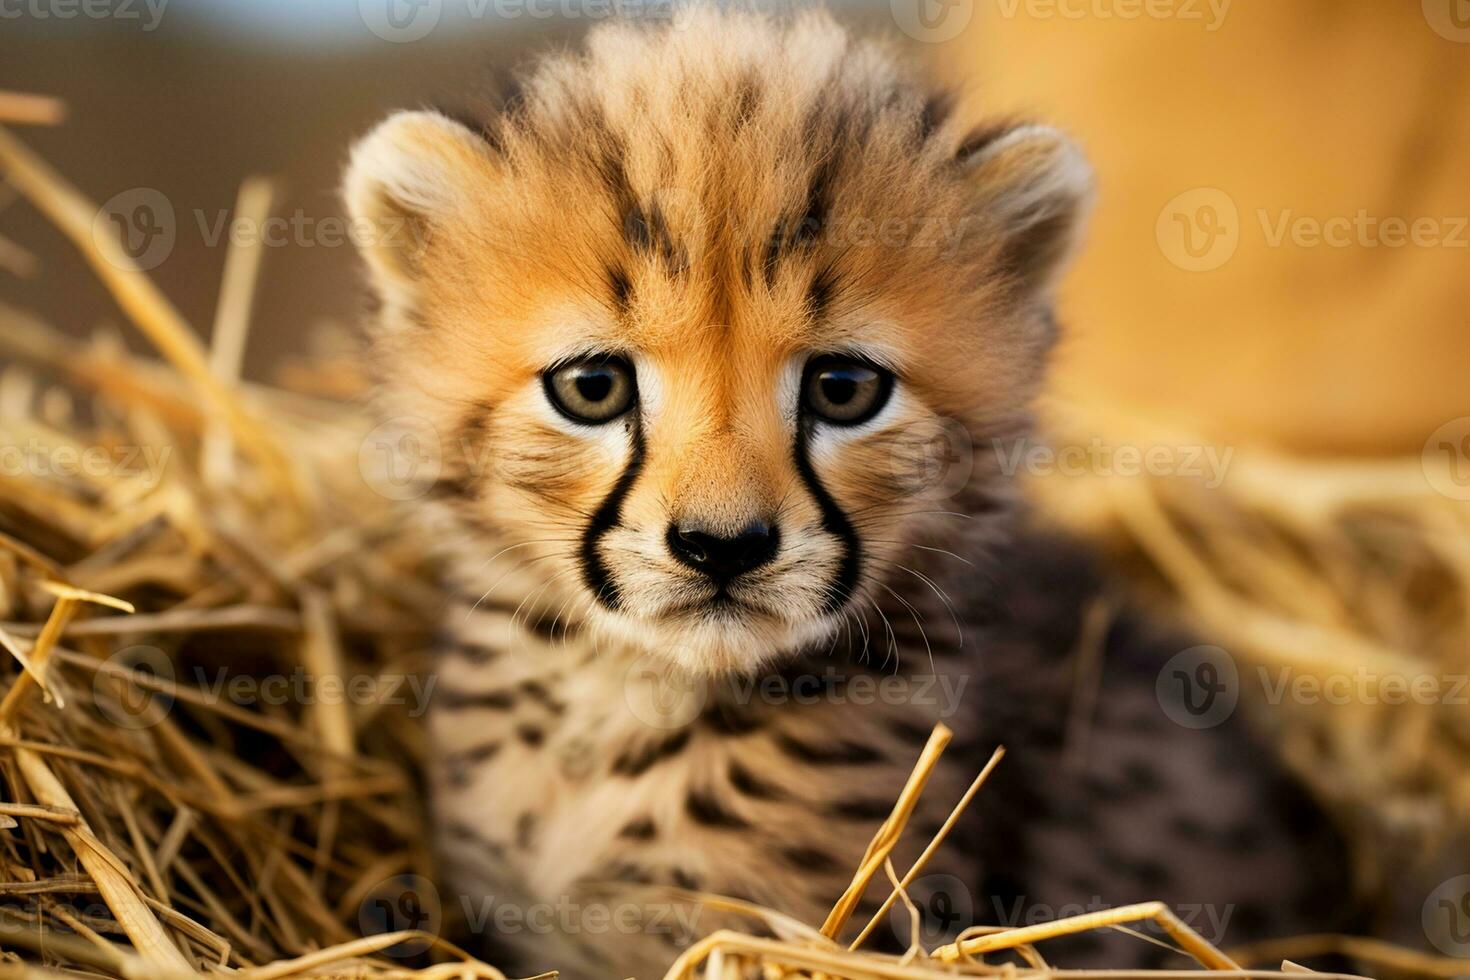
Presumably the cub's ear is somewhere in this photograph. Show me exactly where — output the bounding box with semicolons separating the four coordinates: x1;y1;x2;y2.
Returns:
342;110;497;304
960;123;1094;296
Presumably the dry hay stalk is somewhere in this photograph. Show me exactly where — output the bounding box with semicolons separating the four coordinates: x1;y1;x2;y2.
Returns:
0;120;505;978
0;93;65;128
1028;400;1470;902
0;115;1462;980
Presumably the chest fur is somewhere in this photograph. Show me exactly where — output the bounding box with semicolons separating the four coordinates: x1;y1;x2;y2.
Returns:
428;601;975;928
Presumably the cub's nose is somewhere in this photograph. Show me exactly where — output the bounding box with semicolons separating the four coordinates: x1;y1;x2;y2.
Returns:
666;522;780;581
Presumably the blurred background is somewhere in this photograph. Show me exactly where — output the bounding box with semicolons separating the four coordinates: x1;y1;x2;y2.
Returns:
2;0;1467;452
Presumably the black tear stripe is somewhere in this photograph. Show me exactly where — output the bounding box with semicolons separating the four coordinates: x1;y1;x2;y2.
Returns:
579;416;646;609
792;417;861;614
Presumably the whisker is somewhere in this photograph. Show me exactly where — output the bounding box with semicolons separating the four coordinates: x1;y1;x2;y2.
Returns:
875;579;935;673
866;556;965;650
865;539;976;567
864;596;900;672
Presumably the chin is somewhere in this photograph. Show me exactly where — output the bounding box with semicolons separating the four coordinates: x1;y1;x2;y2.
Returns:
595;593;842;678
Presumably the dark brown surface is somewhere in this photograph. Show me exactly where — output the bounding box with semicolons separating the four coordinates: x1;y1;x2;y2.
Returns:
1;16;567;379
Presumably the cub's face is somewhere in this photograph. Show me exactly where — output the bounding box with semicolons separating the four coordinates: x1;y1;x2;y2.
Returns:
345;14;1090;674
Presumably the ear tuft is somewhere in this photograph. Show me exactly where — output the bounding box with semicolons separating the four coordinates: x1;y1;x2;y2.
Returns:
961;123;1094;295
342;110;498;301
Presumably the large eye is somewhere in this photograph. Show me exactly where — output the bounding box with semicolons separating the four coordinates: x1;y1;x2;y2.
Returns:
802;355;893;426
544;356;637;424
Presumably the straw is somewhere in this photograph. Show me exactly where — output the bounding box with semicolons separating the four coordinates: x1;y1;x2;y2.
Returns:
0;102;1464;980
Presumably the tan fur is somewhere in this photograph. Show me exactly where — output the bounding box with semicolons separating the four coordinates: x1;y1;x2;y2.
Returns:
345;9;1091;976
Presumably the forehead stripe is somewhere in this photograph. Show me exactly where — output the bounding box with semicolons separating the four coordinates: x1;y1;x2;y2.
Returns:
624;200;685;271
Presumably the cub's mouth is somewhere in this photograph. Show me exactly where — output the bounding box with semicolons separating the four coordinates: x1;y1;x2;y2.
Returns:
668;593;762;616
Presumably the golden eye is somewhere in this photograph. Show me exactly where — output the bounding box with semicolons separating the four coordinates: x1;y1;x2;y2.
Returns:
544;356;636;424
802;355;893;425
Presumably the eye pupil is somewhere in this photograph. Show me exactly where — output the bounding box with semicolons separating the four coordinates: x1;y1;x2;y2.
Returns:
545;357;636;424
803;356;892;426
577;373;613;403
821;375;857;405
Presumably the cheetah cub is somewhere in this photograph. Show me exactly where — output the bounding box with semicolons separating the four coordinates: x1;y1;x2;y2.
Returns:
345;10;1352;977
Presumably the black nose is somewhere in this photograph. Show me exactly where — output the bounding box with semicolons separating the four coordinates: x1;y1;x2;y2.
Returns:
667;523;780;581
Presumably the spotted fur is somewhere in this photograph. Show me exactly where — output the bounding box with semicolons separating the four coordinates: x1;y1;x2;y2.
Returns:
346;10;1355;977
